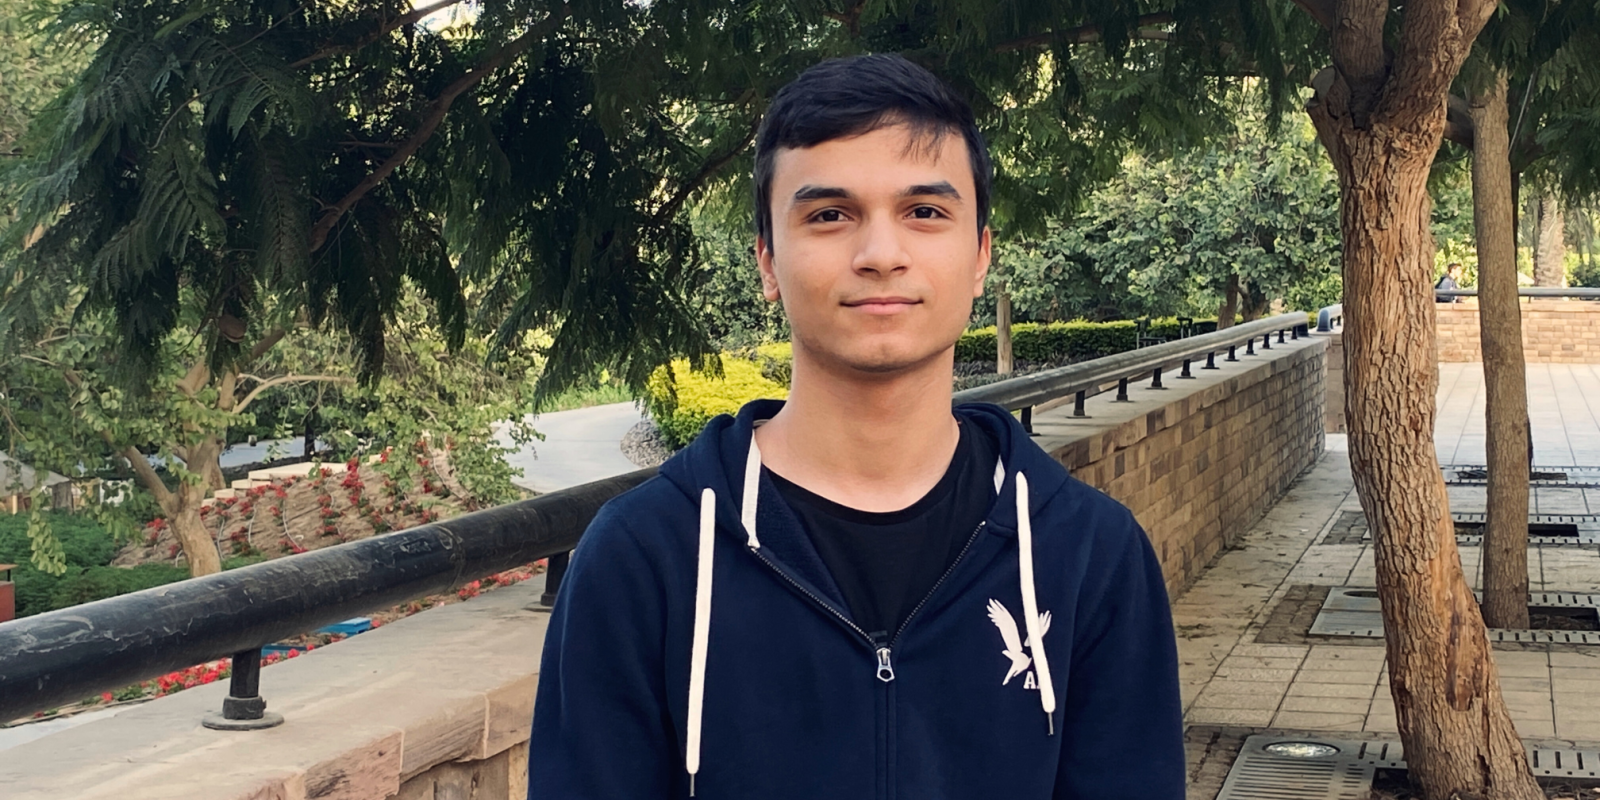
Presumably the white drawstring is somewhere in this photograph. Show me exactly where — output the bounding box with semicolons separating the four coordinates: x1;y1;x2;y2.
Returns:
1015;472;1057;735
741;436;762;548
686;488;717;795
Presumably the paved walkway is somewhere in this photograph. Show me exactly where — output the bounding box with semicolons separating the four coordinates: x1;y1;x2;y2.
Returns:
498;401;647;494
1176;364;1600;750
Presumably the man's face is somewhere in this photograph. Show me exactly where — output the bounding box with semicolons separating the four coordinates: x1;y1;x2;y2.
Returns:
757;124;990;375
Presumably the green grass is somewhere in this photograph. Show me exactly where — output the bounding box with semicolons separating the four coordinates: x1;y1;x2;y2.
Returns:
534;382;636;413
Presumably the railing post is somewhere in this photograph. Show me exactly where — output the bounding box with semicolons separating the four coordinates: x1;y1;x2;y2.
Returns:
1261;333;1271;350
1150;367;1165;389
202;647;283;730
1073;390;1088;417
1115;378;1130;402
1245;338;1255;356
1291;326;1299;340
1204;351;1219;370
1278;329;1287;344
1179;358;1193;378
541;551;571;608
1020;405;1035;435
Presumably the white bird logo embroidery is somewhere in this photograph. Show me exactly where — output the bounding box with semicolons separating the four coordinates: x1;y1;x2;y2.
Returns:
987;598;1051;686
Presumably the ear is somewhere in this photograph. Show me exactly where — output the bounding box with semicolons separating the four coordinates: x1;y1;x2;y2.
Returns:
756;236;781;302
971;226;992;298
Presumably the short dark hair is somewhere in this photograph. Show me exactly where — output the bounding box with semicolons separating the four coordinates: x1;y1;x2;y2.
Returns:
753;54;992;243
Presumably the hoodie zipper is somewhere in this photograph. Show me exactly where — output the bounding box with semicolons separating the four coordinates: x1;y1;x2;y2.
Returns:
886;520;987;653
749;519;988;683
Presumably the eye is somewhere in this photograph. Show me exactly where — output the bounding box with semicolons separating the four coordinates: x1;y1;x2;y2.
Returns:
811;209;847;223
909;206;946;220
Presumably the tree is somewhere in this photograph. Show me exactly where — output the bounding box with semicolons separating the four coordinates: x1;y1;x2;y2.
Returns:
973;105;1342;327
1295;0;1542;793
1468;71;1532;631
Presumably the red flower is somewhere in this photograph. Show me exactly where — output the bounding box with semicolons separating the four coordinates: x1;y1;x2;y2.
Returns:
100;692;113;703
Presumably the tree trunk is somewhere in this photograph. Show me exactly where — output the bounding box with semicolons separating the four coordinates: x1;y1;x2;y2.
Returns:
166;486;222;577
1217;274;1239;329
996;281;1014;375
1470;72;1532;630
1308;43;1539;800
1534;192;1566;287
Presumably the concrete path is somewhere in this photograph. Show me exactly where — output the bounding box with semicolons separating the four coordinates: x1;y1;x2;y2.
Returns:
497;402;648;494
1176;363;1600;748
1436;362;1600;466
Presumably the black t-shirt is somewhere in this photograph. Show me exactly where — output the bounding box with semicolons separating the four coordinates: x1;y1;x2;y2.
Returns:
767;417;999;641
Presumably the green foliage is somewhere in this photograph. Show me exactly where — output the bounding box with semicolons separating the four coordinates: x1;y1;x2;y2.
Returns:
645;355;788;449
977;104;1342;324
0;0;81;153
954;318;1219;363
688;217;788;349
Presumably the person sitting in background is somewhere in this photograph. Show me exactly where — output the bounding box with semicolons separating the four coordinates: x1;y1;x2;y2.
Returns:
1435;262;1465;302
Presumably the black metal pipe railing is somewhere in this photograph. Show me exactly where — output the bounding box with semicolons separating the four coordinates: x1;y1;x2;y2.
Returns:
0;310;1316;723
950;312;1308;412
1433;287;1600;298
0;469;654;722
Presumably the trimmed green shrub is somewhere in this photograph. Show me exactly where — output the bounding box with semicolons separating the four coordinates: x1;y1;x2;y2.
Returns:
646;355;789;449
954;318;1221;363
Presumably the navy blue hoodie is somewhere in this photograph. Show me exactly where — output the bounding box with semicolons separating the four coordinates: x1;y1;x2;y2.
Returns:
529;400;1184;799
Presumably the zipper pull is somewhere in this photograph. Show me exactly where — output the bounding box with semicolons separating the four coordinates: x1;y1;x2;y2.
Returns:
875;647;895;683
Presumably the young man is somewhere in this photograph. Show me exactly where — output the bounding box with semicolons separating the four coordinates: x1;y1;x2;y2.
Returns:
529;54;1183;799
1436;262;1465;303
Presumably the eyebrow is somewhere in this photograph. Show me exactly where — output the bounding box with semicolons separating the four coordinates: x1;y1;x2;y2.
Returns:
790;181;963;205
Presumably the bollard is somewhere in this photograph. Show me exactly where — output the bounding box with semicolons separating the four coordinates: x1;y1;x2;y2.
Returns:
202;647;284;730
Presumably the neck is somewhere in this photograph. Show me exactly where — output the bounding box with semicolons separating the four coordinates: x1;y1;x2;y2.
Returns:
755;344;959;512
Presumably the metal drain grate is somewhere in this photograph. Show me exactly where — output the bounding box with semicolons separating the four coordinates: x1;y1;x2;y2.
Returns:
1219;735;1600;799
1444;464;1600;487
1310;587;1600;643
1363;513;1600;545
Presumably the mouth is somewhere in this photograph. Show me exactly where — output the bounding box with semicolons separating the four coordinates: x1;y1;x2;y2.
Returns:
842;297;921;315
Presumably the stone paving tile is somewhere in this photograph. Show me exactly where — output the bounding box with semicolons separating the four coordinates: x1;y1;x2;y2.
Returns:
1286;681;1377;699
1177;372;1600;757
1271;711;1365;731
1185;707;1276;727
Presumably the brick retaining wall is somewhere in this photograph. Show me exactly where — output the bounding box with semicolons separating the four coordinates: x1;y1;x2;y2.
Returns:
1437;299;1600;363
1035;337;1327;597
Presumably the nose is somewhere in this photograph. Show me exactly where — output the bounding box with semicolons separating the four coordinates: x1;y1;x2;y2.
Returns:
851;213;910;278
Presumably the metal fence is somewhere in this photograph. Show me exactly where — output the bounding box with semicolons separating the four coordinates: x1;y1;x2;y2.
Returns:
0;311;1313;726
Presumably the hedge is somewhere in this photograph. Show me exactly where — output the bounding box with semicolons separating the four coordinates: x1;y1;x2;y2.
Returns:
954;318;1220;363
646;353;790;449
0;511;264;617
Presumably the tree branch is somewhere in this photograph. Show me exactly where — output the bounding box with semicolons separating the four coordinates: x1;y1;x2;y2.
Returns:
289;0;469;70
248;328;288;363
1291;0;1336;30
994;14;1174;53
233;375;357;416
306;6;571;254
121;446;174;507
652;109;760;227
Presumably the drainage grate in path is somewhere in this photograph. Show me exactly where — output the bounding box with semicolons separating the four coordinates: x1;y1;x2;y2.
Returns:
1309;587;1600;644
1217;734;1600;799
1318;509;1600;545
1444;464;1600;487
